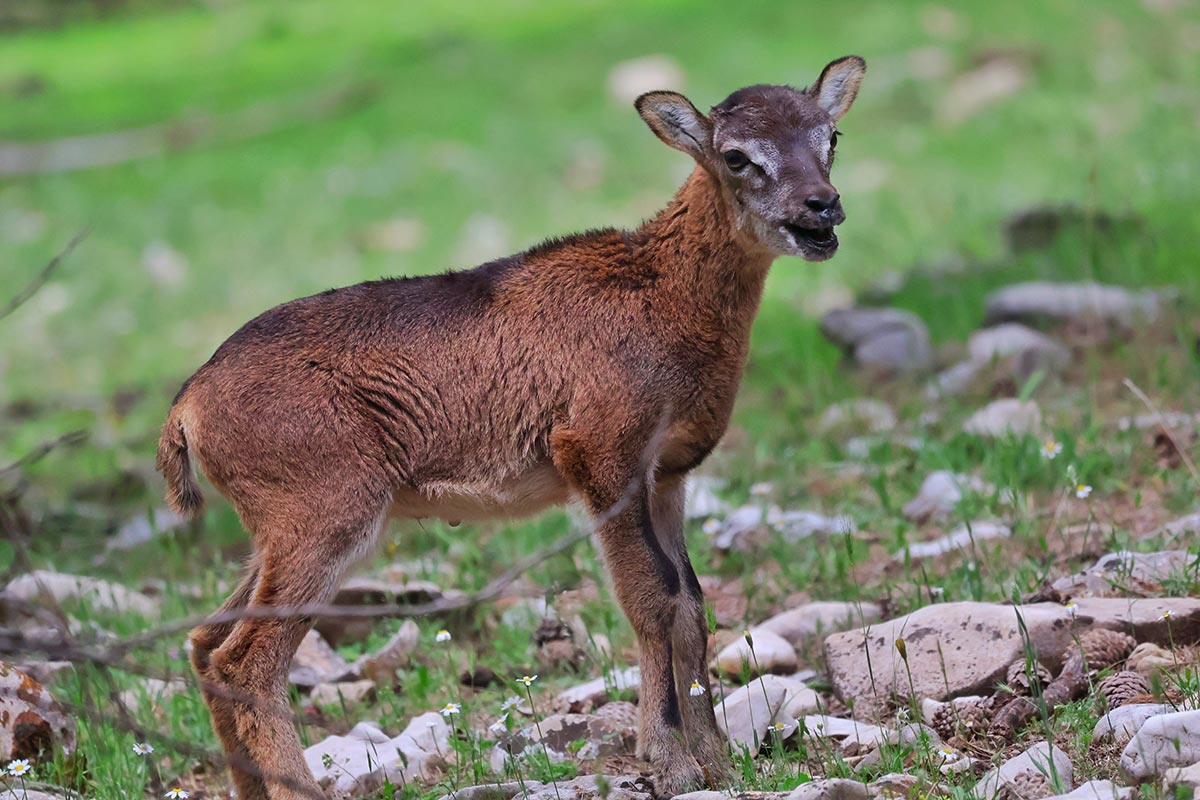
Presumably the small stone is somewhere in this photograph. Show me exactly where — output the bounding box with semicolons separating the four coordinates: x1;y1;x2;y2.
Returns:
714;627;797;675
798;715;890;754
304;713;449;794
983;281;1161;330
288;630;350;689
309;680;377;707
963;398;1042;437
108;507;188;551
974;741;1072;799
816;399;897;435
1052;550;1195;598
1163;760;1200;793
554;666;640;714
820;307;934;373
713;676;788;756
902;471;994;522
786;779;871;800
1092;703;1175;745
347;620;419;683
968;324;1070;374
1119;709;1200;782
758;601;882;647
1042;781;1132;800
897;520;1011;561
4;570;160;618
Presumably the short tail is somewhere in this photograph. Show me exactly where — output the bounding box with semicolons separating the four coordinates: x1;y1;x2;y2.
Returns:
156;404;205;517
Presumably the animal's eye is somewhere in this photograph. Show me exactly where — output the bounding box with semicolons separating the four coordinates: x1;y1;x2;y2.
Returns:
722;150;750;171
830;130;841;147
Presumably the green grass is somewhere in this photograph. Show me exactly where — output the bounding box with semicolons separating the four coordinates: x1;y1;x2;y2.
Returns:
3;0;1200;797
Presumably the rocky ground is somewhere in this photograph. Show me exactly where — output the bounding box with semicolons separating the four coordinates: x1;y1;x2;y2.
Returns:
3;274;1200;800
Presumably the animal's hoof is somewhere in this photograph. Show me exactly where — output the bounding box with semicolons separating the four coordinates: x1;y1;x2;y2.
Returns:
651;755;706;798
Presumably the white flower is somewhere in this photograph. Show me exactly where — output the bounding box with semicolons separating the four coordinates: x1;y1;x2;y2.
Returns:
165;790;190;800
440;702;461;717
435;629;452;643
1041;440;1063;460
929;586;945;599
133;742;155;755
964;720;974;729
500;695;522;712
896;707;910;722
770;721;786;732
5;759;31;778
488;715;508;735
938;746;957;760
1075;484;1093;499
517;675;537;687
701;518;721;536
1064;601;1079;617
1161;609;1175;620
689;681;706;697
749;482;772;498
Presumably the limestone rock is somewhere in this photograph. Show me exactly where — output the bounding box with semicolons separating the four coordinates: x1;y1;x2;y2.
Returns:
786;779;871;800
1163;760;1200;793
1042;781;1131;800
758;602;882;647
347;620;419;683
309;680;376;707
0;662;75;761
714;627;797;675
816;399;897;435
962;399;1042;437
983;282;1161;329
1052;550;1196;598
897;520;1011;561
1092;703;1175;745
1070;597;1200;645
522;774;651;800
4;570;159;618
1119;709;1200;782
303;713;449;795
289;630;351;689
824;602;1083;717
714;675;790;755
798;715;890;754
496;705;637;767
902;471;994;522
968;324;1070;374
554;666;640;714
974;741;1072;799
820;307;933;373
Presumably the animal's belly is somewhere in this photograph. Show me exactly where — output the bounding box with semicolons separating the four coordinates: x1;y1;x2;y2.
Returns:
390;461;570;523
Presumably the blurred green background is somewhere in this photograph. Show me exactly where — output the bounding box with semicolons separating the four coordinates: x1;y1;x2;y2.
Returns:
1;0;1198;489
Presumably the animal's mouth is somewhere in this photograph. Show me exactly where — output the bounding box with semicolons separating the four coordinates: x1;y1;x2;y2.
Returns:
782;222;838;253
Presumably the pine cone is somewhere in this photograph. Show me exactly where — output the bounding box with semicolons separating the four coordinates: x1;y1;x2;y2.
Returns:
1063;629;1136;674
998;770;1055;800
930;697;991;739
1097;670;1150;709
1004;659;1052;695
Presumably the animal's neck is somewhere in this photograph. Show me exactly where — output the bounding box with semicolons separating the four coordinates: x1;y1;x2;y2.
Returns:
637;166;774;341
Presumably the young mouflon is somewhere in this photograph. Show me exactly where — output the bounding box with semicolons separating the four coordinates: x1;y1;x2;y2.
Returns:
158;56;866;798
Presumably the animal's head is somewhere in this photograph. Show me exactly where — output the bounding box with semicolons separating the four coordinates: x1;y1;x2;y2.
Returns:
636;56;866;261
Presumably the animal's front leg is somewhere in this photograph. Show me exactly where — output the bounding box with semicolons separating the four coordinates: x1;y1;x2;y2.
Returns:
551;428;705;797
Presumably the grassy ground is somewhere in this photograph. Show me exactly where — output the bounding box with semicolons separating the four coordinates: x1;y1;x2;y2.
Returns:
2;0;1200;797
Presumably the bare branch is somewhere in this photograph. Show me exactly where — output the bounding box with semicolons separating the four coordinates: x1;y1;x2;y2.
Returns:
0;231;87;321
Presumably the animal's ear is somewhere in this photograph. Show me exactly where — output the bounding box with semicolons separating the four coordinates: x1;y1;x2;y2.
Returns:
635;91;713;161
810;55;867;121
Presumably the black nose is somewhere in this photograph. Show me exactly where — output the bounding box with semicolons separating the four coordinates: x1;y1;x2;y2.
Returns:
805;191;841;214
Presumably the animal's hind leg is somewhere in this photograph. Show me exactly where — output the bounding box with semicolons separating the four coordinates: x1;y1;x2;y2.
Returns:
191;556;268;800
205;504;385;799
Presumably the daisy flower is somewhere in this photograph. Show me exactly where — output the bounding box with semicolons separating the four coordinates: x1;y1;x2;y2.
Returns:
440;702;461;717
6;759;31;777
435;629;452;643
1065;601;1078;616
701;518;721;537
500;695;522;712
165;790;190;800
1161;609;1175;620
1075;484;1092;499
1041;440;1063;460
769;722;787;732
896;707;911;722
133;742;155;755
938;746;957;761
689;681;706;697
488;715;508;735
517;675;538;687
749;482;772;498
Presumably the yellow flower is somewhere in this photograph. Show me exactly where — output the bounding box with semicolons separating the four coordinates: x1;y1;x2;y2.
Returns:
517;675;538;687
